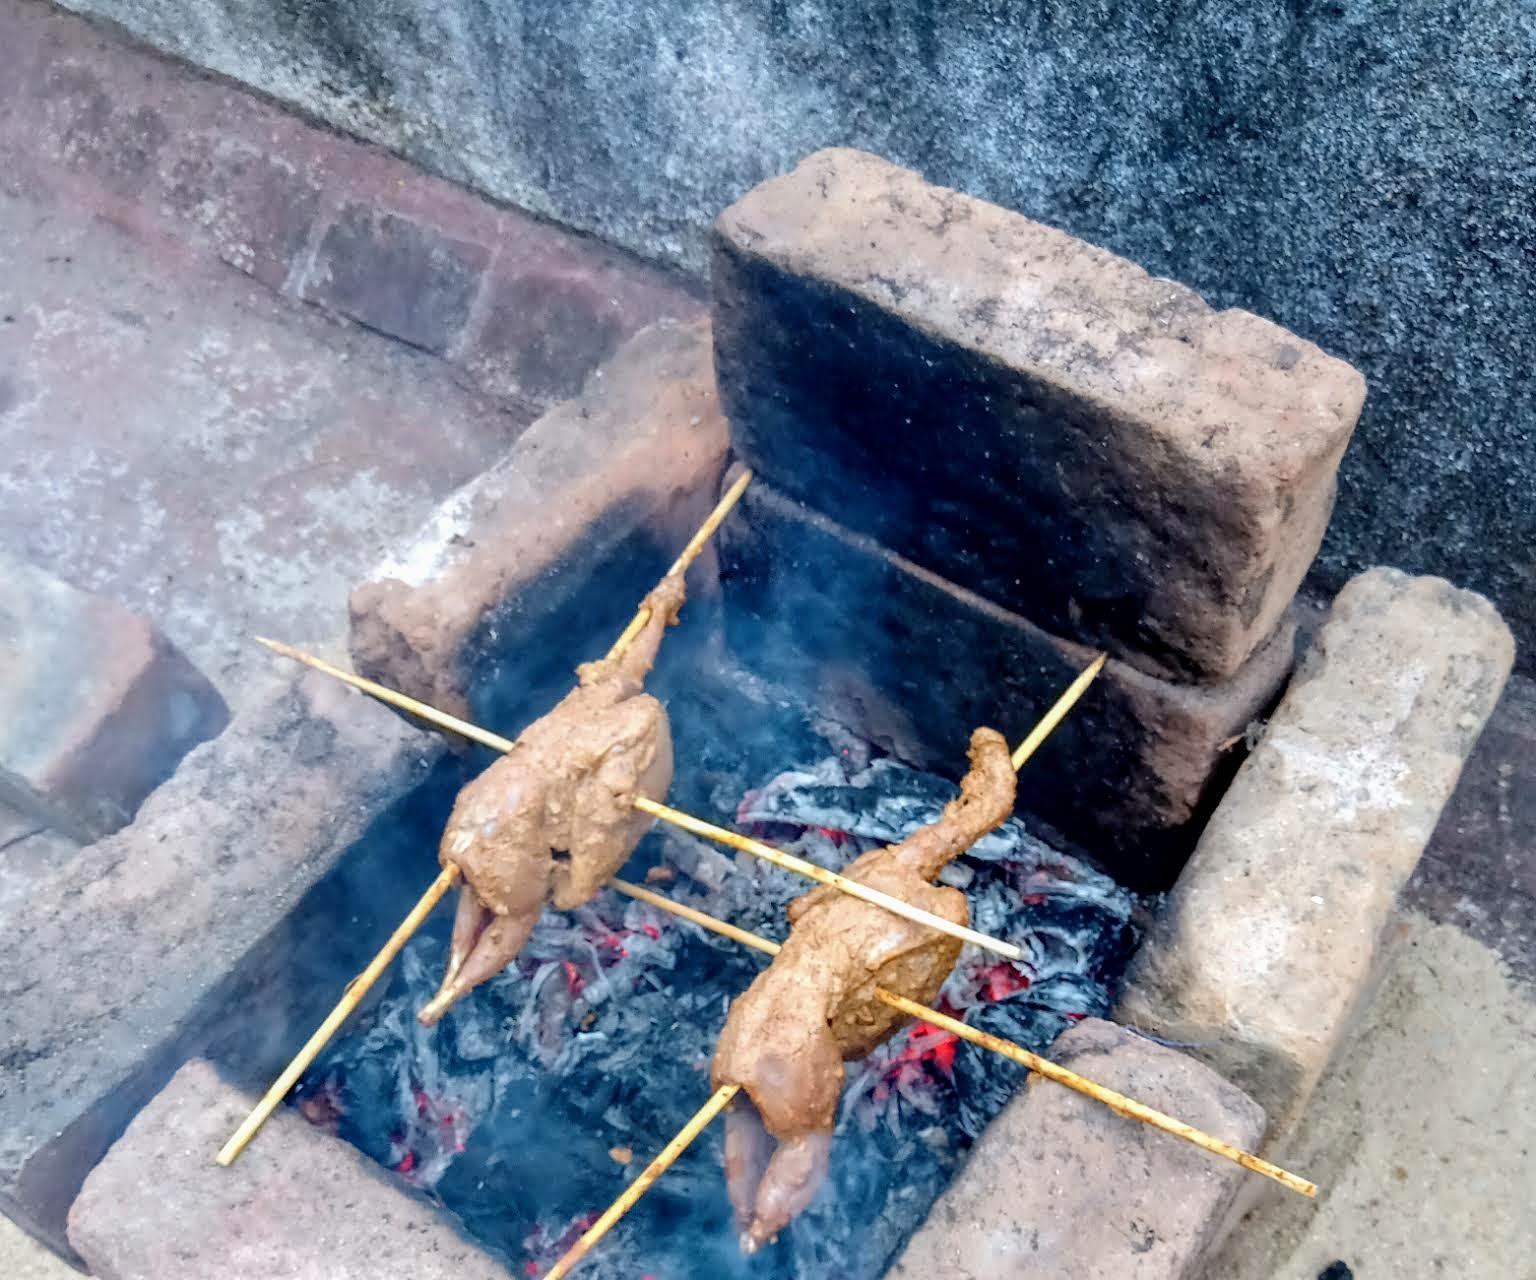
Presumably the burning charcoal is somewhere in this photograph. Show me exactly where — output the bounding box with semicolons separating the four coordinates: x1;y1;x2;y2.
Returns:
309;745;1141;1280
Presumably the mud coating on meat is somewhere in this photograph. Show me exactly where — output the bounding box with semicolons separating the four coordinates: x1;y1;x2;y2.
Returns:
417;572;686;1025
711;726;1017;1252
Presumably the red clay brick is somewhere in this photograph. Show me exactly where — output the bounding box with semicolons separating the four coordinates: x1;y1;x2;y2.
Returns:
0;552;227;842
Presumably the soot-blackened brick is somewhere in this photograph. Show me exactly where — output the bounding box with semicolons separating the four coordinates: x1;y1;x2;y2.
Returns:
714;148;1365;684
349;320;729;723
306;204;489;355
720;481;1294;891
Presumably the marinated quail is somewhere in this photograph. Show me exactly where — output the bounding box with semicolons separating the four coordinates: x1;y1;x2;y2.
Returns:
417;573;686;1025
711;727;1017;1251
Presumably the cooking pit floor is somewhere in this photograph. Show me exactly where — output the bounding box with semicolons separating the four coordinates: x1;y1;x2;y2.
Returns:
2;5;1534;1274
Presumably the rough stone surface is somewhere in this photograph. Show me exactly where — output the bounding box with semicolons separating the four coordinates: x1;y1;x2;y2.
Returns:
0;0;699;419
0;178;522;696
1118;568;1515;1142
0;551;228;842
1406;671;1536;986
722;480;1295;891
69;1059;508;1280
1207;914;1536;1279
888;1018;1265;1280
349;319;731;721
41;0;1536;672
0;669;437;1262
0;802;80;922
715;149;1362;684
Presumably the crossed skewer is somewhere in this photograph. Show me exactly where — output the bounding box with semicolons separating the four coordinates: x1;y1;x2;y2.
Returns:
214;470;1315;1276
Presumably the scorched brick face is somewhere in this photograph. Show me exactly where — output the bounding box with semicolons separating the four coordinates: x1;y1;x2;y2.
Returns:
712;147;1366;685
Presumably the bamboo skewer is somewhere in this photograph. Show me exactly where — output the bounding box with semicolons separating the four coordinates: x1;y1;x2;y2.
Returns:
541;1084;741;1280
632;796;1025;960
250;648;1108;967
215;863;461;1166
604;879;1317;1200
1012;654;1106;770
605;468;754;661
218;472;754;1165
254;639;517;753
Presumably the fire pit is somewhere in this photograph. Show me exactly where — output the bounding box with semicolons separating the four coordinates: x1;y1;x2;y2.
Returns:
202;149;1361;1277
17;147;1514;1280
296;631;1140;1277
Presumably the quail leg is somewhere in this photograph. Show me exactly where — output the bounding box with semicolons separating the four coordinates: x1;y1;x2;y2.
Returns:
744;1130;832;1253
418;908;538;1025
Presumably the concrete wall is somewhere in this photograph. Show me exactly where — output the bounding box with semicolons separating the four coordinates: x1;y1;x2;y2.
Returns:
55;0;1535;665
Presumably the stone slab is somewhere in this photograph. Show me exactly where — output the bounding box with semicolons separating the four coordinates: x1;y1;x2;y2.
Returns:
349;318;730;722
0;552;228;843
721;479;1295;891
0;669;437;1262
888;1018;1265;1280
1118;568;1514;1142
714;148;1365;684
68;1059;508;1280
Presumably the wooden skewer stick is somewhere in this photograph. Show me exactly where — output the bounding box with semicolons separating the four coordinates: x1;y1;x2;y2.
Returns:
606;879;1317;1200
254;639;517;753
218;474;754;1165
542;1083;741;1280
215;863;462;1166
632;796;1025;961
606;468;754;661
245;646;1091;965
1012;654;1107;771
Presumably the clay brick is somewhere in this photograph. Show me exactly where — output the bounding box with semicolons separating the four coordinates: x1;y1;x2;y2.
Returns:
33;59;169;199
160;135;322;290
713;148;1366;683
721;481;1294;891
0;552;228;843
350;319;730;721
0;669;436;1262
305;204;490;355
463;231;703;405
1118;569;1514;1141
889;1019;1265;1280
69;1059;507;1280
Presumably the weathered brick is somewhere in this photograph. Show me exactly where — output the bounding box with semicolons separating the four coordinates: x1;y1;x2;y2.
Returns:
0;552;228;843
33;59;170;198
69;1059;507;1279
305;204;490;355
0;669;436;1261
1118;569;1514;1141
462;231;703;406
721;480;1294;891
713;148;1366;683
350;319;730;721
889;1019;1265;1280
160;135;322;289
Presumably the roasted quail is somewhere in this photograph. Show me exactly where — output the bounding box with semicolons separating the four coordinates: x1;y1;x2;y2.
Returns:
711;727;1017;1251
417;572;685;1025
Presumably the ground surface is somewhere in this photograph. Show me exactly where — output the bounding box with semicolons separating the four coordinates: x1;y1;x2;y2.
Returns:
0;11;1533;1278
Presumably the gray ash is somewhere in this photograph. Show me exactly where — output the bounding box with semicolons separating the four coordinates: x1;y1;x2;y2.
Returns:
301;733;1138;1280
